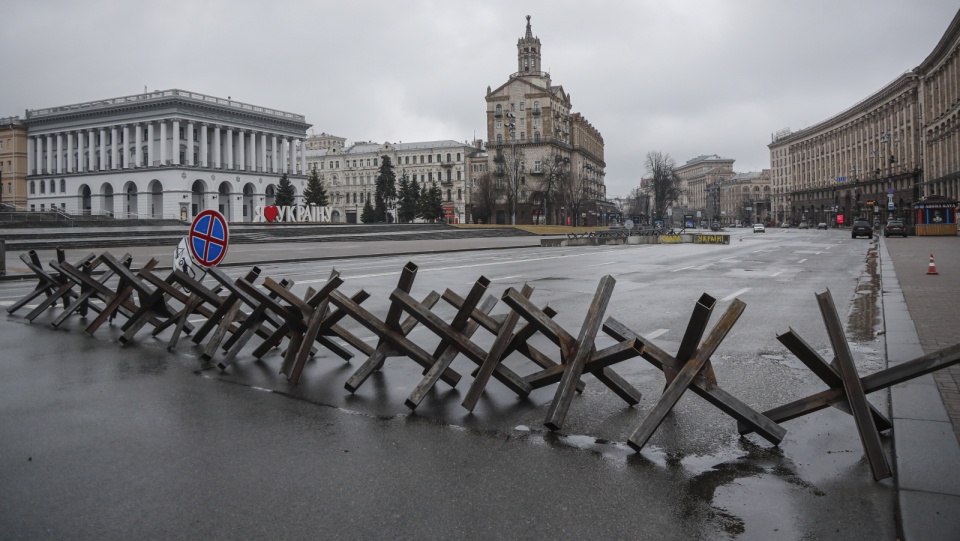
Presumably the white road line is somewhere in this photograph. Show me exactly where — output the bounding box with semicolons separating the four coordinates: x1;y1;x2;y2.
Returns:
671;265;696;273
771;270;784;277
490;275;523;281
0;300;13;307
588;261;615;267
720;287;750;302
798;258;807;264
643;328;668;340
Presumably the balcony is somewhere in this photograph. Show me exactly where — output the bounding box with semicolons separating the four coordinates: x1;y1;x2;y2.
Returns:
531;108;541;116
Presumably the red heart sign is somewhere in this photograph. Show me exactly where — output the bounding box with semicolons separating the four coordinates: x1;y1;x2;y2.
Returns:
264;206;279;222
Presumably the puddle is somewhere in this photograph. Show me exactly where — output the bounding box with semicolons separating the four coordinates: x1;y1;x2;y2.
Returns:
847;246;880;342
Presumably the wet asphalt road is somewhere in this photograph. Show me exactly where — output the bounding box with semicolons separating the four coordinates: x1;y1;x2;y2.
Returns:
0;228;896;540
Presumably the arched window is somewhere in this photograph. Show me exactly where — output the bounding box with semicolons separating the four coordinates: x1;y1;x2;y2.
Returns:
60;179;66;192
534;131;541;142
457;188;462;200
446;153;451;163
496;104;502;115
497;134;503;145
447;189;452;200
30;180;36;194
40;181;45;194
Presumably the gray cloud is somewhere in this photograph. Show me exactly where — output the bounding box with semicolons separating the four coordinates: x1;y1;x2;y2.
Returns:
2;0;955;197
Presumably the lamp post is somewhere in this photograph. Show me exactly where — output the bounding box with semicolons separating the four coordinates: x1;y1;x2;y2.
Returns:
506;113;518;225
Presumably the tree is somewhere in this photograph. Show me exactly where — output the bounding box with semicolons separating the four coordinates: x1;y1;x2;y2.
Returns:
275;173;296;207
361;199;376;223
396;172;417;223
646;151;682;223
374;156;398;222
302;168;328;207
497;146;526;225
472;172;498;224
417;184;444;222
532;152;571;225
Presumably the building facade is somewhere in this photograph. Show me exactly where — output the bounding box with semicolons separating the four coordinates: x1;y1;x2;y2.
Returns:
305;132;346;152
484;16;614;226
1;116;28;210
718;170;773;226
23;89;311;221
305;139;475;224
769;9;960;229
675;154;735;224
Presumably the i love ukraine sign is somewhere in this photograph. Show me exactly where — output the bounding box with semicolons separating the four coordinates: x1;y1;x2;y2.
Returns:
253;204;331;223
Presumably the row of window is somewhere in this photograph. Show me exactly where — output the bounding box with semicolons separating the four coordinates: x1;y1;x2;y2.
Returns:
30;179;66;194
312;152;464;171
329;188;465;205
495;102;541;114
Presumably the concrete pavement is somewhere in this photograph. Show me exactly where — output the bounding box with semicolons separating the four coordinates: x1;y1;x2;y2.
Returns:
2;230;960;539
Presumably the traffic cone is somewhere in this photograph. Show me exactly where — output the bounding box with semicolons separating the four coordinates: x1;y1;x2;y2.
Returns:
927;254;939;275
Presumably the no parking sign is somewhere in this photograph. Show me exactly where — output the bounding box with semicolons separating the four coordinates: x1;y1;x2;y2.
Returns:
188;210;229;268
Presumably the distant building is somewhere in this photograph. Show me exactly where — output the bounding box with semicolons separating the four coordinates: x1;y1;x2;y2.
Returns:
0;116;28;210
769;8;960;230
718;170;773;225
23;89;311;221
483;16;614;226
305;132;346;152
675;154;735;223
305;139;475;224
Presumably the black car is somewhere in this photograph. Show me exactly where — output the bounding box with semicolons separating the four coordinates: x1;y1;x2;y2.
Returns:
884;219;907;237
851;219;873;239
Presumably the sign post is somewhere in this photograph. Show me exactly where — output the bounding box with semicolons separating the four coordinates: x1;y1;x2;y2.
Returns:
188;210;230;268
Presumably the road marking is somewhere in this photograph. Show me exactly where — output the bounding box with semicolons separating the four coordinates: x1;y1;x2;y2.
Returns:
771;270;784;277
671;265;696;273
720;288;751;302
798;258;807;264
489;275;522;282
0;300;13;307
588;261;615;267
643;328;668;340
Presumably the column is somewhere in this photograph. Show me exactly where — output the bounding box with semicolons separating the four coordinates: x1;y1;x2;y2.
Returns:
237;129;245;171
99;128;106;171
226;128;234;170
160;120;167;165
260;133;267;173
200;124;208;167
287;138;295;174
86;128;97;172
135;124;142;168
250;131;257;171
122;126;130;169
27;137;35;176
33;136;41;175
186;121;194;166
56;133;63;174
213;126;221;168
46;135;54;174
147;122;155;166
67;132;74;173
111;127;118;169
300;139;306;174
271;135;278;173
172;119;180;165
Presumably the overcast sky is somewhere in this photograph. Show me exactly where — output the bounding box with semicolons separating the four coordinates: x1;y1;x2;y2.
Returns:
2;1;957;197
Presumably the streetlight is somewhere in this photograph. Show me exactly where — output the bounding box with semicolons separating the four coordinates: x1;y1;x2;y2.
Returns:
506;113;518;225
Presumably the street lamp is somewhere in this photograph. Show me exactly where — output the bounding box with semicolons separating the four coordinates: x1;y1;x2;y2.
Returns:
506;113;518;225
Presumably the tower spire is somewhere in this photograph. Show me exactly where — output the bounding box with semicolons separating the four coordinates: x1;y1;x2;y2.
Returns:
517;15;542;75
525;15;533;39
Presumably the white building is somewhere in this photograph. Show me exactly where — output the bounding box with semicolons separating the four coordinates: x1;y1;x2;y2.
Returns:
306;140;475;224
24;89;311;222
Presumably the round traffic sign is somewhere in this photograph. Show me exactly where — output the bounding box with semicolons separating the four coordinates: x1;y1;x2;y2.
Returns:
188;210;229;268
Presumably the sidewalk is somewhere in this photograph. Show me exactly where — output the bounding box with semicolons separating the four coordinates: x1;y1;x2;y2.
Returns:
880;235;960;539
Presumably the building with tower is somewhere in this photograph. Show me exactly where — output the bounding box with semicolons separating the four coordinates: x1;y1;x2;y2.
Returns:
483;16;614;226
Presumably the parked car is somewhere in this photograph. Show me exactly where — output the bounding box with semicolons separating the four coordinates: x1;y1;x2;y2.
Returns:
817;222;828;230
884;219;907;237
753;223;765;233
780;222;791;228
851;218;873;239
710;222;722;231
798;222;810;229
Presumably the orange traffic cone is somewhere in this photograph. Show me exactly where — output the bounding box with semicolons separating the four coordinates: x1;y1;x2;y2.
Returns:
927;254;939;275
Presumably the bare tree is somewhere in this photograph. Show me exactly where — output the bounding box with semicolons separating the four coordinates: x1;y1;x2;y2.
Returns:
530;151;570;225
496;146;526;225
471;172;499;224
624;185;650;223
646;151;682;222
